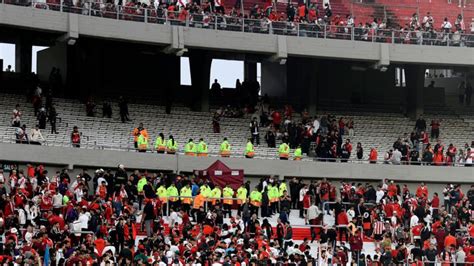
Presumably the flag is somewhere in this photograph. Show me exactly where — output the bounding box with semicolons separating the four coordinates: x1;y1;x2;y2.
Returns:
44;244;50;266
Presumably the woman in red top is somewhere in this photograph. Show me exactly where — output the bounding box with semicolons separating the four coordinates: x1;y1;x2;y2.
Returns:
337;210;349;241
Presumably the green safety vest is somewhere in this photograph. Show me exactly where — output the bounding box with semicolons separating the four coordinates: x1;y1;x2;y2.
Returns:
198;141;208;154
137;135;148;149
220;141;231;152
294;148;302;158
137;177;147;193
245;142;254;154
185;142;196;153
237;187;247;201
211;187;221;199
250;190;262;202
279;183;287;196
156;186;167;198
223;187;234;198
279;143;289;156
167;186;178;197
167;139;178;151
155;137;166;149
180;186;192;197
200;185;211;198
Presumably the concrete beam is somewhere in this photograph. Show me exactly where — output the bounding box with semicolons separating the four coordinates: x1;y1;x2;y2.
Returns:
0;143;473;183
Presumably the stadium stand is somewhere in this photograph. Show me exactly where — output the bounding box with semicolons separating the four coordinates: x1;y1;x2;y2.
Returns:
1;92;473;164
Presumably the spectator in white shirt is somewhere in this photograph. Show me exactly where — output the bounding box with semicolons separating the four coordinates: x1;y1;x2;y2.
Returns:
441;17;452;32
376;186;385;204
391;149;402;165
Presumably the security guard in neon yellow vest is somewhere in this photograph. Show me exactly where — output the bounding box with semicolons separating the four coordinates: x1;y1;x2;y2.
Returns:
294;145;302;160
155;133;166;153
220;137;231;157
167;183;179;210
156;184;168;215
268;183;280;215
210;186;221;207
245;138;255;158
222;185;234;217
249;187;262;215
278;140;290;160
166;135;178;154
137;132;148;153
197;138;208;157
279;180;287;197
180;184;192;214
200;183;211;210
137;174;148;209
184;139;196;156
236;184;247;216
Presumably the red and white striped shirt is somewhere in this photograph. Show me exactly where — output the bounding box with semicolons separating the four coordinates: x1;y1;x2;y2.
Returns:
373;220;385;235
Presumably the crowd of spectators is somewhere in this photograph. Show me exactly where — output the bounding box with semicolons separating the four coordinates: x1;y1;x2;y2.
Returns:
381;116;474;166
2;162;474;264
17;0;474;46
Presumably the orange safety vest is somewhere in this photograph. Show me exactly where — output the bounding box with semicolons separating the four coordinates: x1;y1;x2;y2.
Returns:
193;194;205;209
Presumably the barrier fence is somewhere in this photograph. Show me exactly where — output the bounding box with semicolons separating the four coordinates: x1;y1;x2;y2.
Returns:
2;0;474;48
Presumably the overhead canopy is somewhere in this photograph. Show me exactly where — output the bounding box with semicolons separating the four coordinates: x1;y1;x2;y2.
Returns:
194;160;244;190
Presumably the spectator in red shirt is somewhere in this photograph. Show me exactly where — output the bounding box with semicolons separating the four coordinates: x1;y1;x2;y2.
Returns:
416;182;429;200
337;209;349;241
430;119;440;141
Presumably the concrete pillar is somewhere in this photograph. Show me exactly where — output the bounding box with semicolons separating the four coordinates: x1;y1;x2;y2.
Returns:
15;39;32;74
244;61;257;82
189;51;211;112
405;65;425;120
261;61;287;98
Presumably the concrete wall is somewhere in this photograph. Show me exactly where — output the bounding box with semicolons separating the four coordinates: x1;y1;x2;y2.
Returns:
1;143;473;183
37;43;67;83
1;4;474;66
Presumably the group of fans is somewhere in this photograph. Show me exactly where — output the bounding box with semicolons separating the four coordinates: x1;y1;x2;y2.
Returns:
1;161;474;264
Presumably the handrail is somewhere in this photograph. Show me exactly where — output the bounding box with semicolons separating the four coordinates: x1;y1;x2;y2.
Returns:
3;0;474;48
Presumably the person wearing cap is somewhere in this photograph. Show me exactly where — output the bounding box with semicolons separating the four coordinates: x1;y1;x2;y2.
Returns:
184;139;196;156
220;138;231;157
197;138;208;157
180;183;192;214
154;133;166;153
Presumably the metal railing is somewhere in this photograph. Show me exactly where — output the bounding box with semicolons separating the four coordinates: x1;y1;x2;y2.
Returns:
2;0;474;48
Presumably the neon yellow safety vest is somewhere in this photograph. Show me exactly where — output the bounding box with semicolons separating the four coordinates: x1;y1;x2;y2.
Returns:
198;141;208;154
279;143;289;157
167;139;178;152
185;142;196;154
155;137;166;150
237;187;247;202
220;141;230;152
137;177;147;193
245;142;254;154
137;135;148;150
279;182;287;196
294;148;302;158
